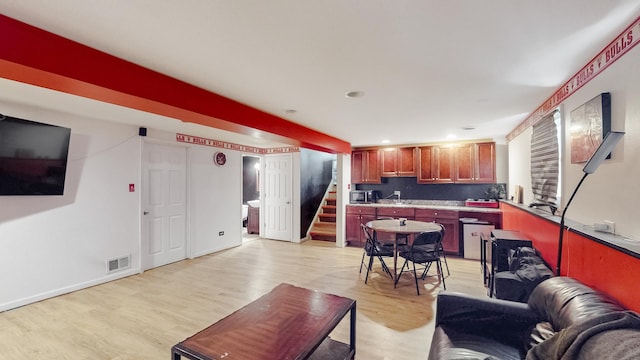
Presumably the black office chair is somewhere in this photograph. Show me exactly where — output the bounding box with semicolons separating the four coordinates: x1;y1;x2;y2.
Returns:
359;223;394;284
395;228;446;295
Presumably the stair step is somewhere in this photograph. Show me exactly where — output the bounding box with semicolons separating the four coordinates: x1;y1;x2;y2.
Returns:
322;205;336;214
319;214;336;222
313;222;335;230
325;199;336;206
309;229;336;242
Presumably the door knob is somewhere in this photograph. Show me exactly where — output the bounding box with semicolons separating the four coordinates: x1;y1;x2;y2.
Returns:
143;211;149;215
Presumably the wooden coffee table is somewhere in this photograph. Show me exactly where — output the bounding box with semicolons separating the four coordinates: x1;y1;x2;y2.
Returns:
171;283;356;359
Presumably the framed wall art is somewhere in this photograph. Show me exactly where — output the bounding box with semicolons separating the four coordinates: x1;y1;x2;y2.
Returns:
570;92;611;164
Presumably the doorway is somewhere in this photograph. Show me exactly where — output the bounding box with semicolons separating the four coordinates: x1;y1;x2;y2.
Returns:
242;155;261;242
263;153;293;241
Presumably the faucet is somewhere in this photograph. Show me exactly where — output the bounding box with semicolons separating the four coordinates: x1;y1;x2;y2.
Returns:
386;191;402;204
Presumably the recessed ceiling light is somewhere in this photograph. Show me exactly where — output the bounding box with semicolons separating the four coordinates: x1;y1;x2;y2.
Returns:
462;126;476;131
447;134;457;139
284;109;297;114
381;139;390;144
345;91;365;98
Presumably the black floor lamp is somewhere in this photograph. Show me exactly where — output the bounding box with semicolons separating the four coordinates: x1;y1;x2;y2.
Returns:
556;131;625;276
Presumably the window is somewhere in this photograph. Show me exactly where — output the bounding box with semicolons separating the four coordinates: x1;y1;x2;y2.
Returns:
531;110;561;209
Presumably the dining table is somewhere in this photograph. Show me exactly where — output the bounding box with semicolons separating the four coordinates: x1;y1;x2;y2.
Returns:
366;219;443;287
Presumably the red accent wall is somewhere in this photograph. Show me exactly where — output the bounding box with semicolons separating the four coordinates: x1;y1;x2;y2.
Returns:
0;14;351;154
501;201;640;312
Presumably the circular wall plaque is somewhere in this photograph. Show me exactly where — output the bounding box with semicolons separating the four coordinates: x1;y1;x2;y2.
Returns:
214;151;227;166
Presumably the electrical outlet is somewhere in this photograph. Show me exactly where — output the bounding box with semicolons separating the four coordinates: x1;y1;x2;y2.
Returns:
604;220;615;234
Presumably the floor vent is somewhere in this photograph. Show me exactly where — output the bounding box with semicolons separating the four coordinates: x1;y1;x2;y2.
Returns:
107;255;131;273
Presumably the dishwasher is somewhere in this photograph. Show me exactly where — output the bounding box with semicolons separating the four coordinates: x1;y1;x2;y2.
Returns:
460;219;495;260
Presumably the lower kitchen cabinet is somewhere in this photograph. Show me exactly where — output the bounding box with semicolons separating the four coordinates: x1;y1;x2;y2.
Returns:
346;206;377;247
415;208;460;255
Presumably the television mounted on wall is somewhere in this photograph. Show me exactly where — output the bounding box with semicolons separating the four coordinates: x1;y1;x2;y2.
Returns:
0;114;71;195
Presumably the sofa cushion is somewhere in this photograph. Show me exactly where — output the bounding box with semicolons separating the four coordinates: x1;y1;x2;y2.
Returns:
429;326;524;360
525;321;555;351
528;277;624;331
525;311;640;360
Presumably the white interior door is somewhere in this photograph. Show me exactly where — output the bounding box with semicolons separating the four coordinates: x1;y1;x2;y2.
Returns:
264;153;292;241
142;142;187;270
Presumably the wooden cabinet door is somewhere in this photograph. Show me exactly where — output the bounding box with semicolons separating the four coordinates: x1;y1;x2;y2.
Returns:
346;206;377;247
397;147;417;176
475;142;496;183
455;143;475;183
351;151;365;184
380;148;398;177
381;147;416;177
345;213;361;244
416;209;459;255
417;146;434;183
439;219;459;255
434;146;455;183
418;145;453;183
363;149;381;183
351;150;381;184
455;142;496;183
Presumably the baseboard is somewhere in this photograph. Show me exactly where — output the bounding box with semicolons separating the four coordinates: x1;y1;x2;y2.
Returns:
0;267;140;312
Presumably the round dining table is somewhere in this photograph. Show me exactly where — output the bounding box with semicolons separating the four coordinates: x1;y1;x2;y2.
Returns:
365;219;442;287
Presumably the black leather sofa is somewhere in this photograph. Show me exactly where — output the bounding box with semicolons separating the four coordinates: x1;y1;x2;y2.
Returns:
428;277;640;359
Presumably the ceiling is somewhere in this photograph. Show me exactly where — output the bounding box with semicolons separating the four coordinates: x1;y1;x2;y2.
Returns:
1;1;640;149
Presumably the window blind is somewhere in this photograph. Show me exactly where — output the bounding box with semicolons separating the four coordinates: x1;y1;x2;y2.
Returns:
531;111;559;205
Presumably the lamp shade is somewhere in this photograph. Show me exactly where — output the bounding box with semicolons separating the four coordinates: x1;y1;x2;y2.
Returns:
582;131;624;174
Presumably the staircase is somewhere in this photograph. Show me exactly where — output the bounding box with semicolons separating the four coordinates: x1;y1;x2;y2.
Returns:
308;185;337;242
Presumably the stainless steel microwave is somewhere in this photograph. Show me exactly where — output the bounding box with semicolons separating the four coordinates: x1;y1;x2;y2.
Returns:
350;190;378;204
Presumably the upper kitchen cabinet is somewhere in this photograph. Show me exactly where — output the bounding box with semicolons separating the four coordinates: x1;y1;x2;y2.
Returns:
351;149;381;184
455;142;496;183
381;146;417;177
417;145;455;183
419;142;496;184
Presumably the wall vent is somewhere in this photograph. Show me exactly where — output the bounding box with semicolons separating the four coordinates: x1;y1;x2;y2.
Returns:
107;255;131;273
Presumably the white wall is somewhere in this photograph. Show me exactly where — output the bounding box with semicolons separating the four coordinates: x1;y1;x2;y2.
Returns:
0;102;142;310
188;144;243;257
0;104;251;310
508;44;640;241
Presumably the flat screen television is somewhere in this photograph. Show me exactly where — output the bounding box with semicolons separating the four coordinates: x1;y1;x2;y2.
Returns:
0;114;71;195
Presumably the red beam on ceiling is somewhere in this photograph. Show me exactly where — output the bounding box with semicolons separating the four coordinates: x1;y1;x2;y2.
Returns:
0;14;351;154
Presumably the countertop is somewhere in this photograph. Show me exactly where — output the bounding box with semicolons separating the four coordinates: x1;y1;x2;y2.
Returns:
502;200;640;258
347;200;502;214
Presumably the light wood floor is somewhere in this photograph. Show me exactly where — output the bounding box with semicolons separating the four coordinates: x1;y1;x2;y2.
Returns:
0;239;488;359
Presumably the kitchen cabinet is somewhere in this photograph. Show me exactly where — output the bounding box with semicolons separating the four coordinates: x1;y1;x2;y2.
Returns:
351;149;381;184
455;142;496;183
346;206;377;247
415;208;460;255
380;146;417;177
417;145;455;183
418;142;495;184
